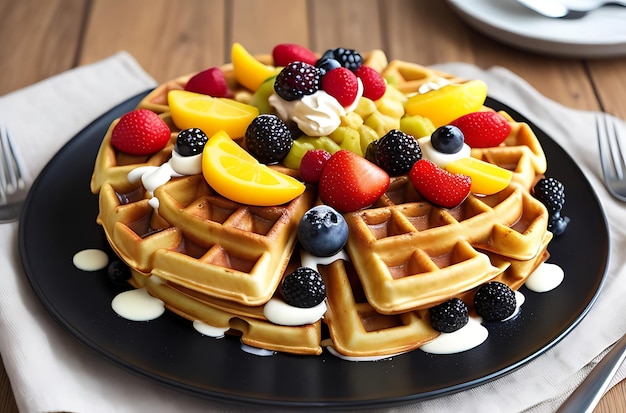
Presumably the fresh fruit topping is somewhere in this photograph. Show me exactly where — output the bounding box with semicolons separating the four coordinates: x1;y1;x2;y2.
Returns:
315;57;342;76
298;205;349;257
244;114;293;164
450;111;511;148
231;42;277;92
168;90;258;138
367;129;422;176
404;79;488;127
299;149;331;184
280;267;327;308
107;260;131;286
429;298;469;333
321;48;363;72
399;115;435;139
274;61;321;101
184;67;232;98
202;131;305;206
409;159;472;208
318;149;390;213
272;43;317;67
431;125;465;154
250;75;278;114
321;67;359;107
445;157;513;195
473;281;517;322
355;65;386;101
174;128;208;156
533;177;569;236
110;109;171;156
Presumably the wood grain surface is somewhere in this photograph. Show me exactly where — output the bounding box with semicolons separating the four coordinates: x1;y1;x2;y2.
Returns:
0;1;624;411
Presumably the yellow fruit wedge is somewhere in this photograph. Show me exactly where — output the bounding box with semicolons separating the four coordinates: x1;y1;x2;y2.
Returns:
202;131;305;206
232;42;276;92
404;80;488;128
445;157;512;195
168;90;258;138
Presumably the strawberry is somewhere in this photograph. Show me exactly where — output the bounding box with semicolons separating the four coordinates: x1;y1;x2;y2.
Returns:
409;159;471;208
321;67;359;107
111;109;171;156
184;67;232;98
449;111;511;148
355;65;386;101
299;149;331;184
272;43;318;67
318;149;390;212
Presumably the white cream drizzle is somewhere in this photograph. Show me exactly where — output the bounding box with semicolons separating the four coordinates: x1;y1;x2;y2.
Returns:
72;249;109;271
111;288;165;321
525;262;564;292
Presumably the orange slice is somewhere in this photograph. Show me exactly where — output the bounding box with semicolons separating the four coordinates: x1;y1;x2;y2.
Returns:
168;90;258;138
445;157;512;195
404;80;488;128
202;131;305;206
232;42;277;92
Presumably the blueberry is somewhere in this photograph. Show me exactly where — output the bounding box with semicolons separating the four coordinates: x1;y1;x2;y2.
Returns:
431;125;464;154
315;57;342;76
298;205;348;257
107;260;131;285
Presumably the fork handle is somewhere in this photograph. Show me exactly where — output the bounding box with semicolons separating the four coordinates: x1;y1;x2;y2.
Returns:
557;333;626;413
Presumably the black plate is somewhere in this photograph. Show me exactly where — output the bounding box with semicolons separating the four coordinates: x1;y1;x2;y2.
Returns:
19;93;609;409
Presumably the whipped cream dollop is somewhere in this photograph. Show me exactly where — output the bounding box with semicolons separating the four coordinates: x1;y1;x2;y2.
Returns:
269;79;364;136
418;135;471;168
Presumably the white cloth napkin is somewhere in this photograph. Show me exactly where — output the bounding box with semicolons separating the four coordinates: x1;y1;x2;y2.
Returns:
0;54;624;413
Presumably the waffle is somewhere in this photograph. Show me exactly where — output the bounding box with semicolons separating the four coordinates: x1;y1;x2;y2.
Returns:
91;50;554;357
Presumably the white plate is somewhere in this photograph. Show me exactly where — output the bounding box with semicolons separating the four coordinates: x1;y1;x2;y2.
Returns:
446;0;626;57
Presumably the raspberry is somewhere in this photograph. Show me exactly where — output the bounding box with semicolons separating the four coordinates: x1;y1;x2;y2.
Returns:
280;267;326;308
429;298;469;333
473;281;517;322
533;177;566;214
355;65;386;101
299;149;331;184
321;67;359;107
174;128;208;156
244;114;293;164
274;61;321;101
370;129;422;176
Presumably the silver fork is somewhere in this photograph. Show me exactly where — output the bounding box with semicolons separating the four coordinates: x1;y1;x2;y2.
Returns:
0;125;28;222
597;114;626;202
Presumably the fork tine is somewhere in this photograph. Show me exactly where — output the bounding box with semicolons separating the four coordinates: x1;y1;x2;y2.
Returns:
0;126;9;204
597;114;626;181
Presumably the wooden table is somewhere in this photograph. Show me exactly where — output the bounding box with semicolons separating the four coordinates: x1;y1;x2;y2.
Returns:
0;1;624;411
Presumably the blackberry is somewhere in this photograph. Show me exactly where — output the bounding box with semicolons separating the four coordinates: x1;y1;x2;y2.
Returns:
107;260;131;286
473;281;517;322
244;114;293;164
174;128;208;156
280;267;326;308
533;177;566;214
274;61;321;101
325;47;363;72
371;129;422;176
429;298;469;333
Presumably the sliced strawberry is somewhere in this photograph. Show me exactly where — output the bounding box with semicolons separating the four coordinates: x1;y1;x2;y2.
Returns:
272;43;318;67
111;109;171;156
449;111;511;148
184;67;232;98
299;149;331;184
321;67;359;107
409;159;471;208
319;150;390;212
355;65;386;101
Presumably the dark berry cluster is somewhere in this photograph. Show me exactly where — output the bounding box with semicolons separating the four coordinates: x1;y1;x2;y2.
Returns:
274;61;321;101
280;267;327;308
429;298;469;333
473;281;517;322
244;114;293;164
175;128;208;157
366;129;422;176
533;177;570;236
